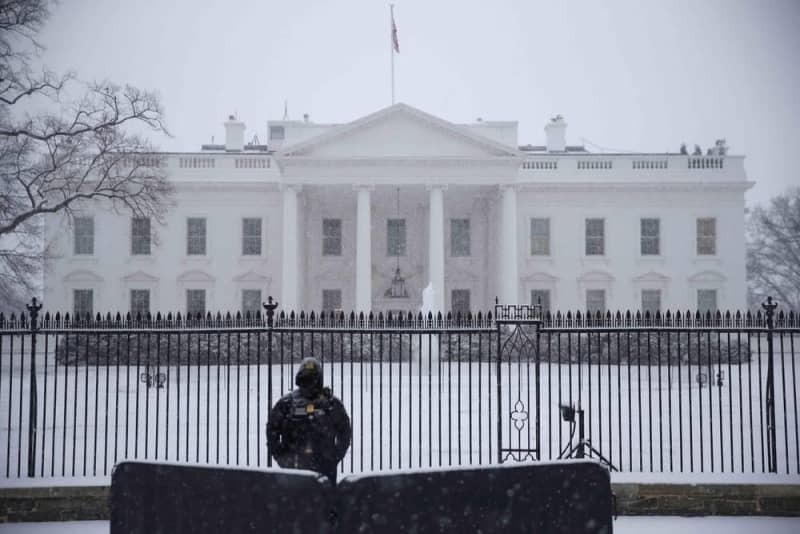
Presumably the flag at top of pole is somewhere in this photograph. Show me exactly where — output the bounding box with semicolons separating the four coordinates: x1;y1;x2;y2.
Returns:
390;4;398;104
391;5;399;53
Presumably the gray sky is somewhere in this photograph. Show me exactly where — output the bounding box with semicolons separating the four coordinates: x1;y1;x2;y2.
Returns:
40;0;800;205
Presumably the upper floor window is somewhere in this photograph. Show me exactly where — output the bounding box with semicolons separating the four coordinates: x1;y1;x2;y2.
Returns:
186;289;206;317
242;217;262;256
451;289;471;314
640;218;660;256
130;289;150;317
187;217;207;255
131;217;151;255
269;126;285;141
387;219;406;256
450;219;471;257
74;217;94;255
531;289;551;315
586;289;606;315
641;289;661;316
73;289;93;319
242;289;262;316
530;218;550;256
322;218;342;256
697;289;718;314
696;218;716;255
322;289;342;312
585;218;605;256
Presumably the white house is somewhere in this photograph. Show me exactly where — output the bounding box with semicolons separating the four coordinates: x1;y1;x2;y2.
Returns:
43;103;752;317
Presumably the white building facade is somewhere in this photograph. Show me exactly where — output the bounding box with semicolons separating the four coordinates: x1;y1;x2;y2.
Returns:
43;104;752;317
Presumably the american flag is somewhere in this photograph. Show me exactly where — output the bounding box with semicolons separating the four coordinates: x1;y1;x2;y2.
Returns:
391;8;399;53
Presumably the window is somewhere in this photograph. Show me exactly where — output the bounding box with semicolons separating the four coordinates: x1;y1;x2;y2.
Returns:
242;289;262;316
269;126;285;141
697;218;716;255
585;218;605;256
531;289;551;314
242;218;262;255
640;218;660;256
73;289;93;319
322;219;342;256
450;219;471;257
186;289;206;317
322;289;342;312
130;289;150;317
641;289;661;316
131;217;151;255
74;217;94;255
697;289;718;313
187;217;207;255
530;218;550;256
451;289;471;314
387;219;406;256
586;289;606;315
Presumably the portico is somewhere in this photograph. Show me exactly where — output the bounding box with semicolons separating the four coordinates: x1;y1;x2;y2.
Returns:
274;103;523;313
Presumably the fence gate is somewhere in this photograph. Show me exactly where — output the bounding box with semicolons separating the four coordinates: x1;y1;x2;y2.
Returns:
495;304;542;463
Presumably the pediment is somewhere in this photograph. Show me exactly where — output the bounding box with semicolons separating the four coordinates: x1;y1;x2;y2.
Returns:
578;270;615;283
176;270;215;283
277;103;520;160
233;270;271;283
688;270;727;283
633;271;670;283
122;270;159;283
63;269;103;283
522;271;559;283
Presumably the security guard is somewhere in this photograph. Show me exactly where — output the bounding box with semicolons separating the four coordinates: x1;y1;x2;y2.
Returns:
267;357;351;484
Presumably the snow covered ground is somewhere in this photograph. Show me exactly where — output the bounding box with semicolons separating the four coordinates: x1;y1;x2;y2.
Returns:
1;357;798;479
1;517;800;533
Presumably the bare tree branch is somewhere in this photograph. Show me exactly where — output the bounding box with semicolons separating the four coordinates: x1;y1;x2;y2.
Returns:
747;187;800;311
0;0;173;308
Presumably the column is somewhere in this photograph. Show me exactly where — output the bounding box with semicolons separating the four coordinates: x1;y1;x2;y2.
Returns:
280;185;300;312
355;185;373;313
427;185;446;313
500;184;519;305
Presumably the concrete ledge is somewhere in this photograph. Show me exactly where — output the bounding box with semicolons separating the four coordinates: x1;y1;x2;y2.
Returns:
1;483;799;522
0;486;108;523
614;483;800;516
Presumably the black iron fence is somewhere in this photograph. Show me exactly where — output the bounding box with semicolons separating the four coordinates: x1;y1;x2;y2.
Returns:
0;297;797;479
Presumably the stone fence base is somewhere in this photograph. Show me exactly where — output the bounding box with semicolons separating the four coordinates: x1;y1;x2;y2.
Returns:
1;482;799;523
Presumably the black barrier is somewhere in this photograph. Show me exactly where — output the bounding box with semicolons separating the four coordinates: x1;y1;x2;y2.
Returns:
112;460;612;534
337;460;612;534
110;462;333;534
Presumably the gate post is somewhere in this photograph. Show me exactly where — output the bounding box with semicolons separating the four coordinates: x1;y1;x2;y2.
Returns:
263;296;279;467
26;297;42;477
495;307;502;464
762;296;778;473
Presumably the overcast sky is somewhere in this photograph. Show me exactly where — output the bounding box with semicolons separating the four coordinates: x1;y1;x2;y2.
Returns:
38;0;799;205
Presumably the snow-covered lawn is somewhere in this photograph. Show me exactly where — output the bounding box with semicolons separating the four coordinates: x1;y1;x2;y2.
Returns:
1;517;800;533
1;357;798;479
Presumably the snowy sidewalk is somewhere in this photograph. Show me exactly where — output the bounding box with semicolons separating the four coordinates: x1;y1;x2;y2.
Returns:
1;517;800;533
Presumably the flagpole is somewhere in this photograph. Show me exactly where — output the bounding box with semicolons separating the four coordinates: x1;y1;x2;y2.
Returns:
390;4;395;105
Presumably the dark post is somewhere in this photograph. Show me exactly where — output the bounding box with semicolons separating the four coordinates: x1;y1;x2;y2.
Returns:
762;296;778;473
26;297;43;477
263;296;279;467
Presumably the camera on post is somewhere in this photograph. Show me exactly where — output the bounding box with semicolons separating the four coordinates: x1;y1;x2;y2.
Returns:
556;403;616;471
559;404;575;423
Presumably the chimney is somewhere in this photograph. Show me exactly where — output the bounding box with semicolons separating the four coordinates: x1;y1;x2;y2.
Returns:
545;115;567;152
224;115;246;151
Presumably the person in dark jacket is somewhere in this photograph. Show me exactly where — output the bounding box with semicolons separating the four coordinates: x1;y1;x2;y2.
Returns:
267;357;351;484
